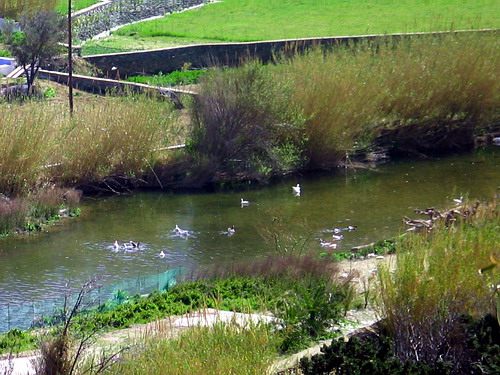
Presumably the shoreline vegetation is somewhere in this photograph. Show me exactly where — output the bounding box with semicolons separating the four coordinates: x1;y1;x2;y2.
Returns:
0;198;498;374
0;32;499;235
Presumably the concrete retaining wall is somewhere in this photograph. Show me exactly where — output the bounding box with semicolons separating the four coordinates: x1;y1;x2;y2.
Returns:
83;29;498;78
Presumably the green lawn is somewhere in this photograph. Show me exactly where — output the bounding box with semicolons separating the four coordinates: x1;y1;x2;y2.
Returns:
55;0;99;14
115;0;499;42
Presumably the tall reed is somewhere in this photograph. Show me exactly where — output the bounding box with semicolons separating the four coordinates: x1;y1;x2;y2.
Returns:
0;96;176;195
376;199;499;370
276;32;499;168
0;0;56;18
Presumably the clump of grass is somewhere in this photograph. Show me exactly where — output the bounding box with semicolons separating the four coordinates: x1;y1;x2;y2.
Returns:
376;199;500;371
104;322;278;375
0;96;176;195
0;197;28;235
28;187;81;220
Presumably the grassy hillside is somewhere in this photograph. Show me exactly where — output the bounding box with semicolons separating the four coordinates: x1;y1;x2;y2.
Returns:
116;0;499;42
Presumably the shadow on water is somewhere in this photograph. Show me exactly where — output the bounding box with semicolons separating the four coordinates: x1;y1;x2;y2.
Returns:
0;147;499;305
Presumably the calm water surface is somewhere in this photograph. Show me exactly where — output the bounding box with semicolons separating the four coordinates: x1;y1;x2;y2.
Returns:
0;148;499;306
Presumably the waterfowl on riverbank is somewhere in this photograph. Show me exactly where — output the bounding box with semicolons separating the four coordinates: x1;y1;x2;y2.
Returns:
241;198;250;207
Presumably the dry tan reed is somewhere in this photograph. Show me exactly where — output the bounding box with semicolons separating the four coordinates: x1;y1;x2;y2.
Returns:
0;96;177;195
277;33;499;168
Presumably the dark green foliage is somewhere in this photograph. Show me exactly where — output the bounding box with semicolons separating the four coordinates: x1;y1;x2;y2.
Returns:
465;314;500;375
2;10;65;92
300;330;452;375
276;278;346;352
300;314;500;375
125;70;207;87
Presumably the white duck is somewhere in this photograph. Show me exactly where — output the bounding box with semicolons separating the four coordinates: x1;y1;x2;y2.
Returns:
227;225;236;236
174;225;189;236
320;239;338;249
241;198;250;207
332;234;344;241
159;251;165;258
292;184;301;196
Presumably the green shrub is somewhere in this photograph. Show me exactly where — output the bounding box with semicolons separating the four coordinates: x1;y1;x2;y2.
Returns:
300;329;452;375
0;328;37;354
188;62;305;184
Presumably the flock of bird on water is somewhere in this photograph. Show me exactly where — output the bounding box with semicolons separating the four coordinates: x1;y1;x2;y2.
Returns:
111;183;357;258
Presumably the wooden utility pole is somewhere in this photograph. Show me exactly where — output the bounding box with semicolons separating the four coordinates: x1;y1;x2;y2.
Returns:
68;0;74;115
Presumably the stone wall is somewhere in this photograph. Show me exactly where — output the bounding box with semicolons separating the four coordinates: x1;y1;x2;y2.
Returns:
83;29;497;78
73;0;204;41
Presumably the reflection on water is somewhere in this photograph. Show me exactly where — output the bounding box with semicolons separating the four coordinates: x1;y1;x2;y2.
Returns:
0;148;499;305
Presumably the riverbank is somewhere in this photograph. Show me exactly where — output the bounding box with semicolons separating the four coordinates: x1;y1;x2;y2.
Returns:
1;32;498;235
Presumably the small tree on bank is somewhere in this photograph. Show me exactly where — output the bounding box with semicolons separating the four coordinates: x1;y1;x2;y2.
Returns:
3;10;65;93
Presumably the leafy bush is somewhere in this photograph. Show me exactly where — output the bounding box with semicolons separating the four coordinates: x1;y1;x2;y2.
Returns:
0;328;37;354
187;62;305;185
300;313;500;375
300;328;452;375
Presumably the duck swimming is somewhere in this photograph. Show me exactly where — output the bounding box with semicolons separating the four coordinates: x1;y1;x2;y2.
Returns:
320;239;338;249
241;198;250;207
159;251;165;258
173;225;190;236
292;184;301;196
227;225;236;236
332;234;344;241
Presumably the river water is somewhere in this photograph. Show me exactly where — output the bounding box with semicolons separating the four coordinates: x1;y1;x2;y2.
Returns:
0;148;499;308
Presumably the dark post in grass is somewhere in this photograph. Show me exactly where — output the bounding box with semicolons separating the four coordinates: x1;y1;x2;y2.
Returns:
68;0;74;116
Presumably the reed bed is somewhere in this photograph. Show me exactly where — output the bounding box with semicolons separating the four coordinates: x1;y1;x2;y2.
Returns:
376;199;500;370
192;33;499;175
0;0;56;18
277;32;500;168
0;96;177;195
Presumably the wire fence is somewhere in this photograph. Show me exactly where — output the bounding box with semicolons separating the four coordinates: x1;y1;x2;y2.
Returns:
0;267;184;334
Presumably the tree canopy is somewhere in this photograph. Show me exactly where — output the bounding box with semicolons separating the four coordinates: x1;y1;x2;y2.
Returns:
3;10;65;93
